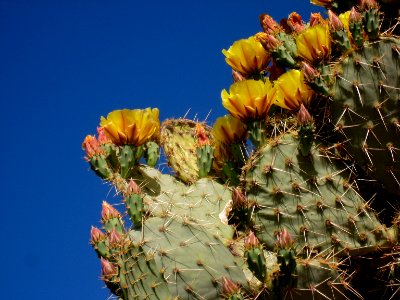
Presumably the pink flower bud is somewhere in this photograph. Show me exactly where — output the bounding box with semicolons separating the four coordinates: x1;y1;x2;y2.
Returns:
101;201;120;221
97;127;111;145
310;13;326;27
276;228;294;248
101;257;118;279
195;123;210;147
127;179;141;195
255;33;281;52
232;188;247;208
108;228;123;247
359;0;378;10
222;277;239;295
349;7;363;23
245;231;260;249
259;14;281;34
301;61;320;82
287;12;305;33
90;226;105;244
82;135;105;160
297;104;314;125
328;10;344;31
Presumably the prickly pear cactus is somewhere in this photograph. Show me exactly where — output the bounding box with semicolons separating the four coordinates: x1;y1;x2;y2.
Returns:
82;1;400;299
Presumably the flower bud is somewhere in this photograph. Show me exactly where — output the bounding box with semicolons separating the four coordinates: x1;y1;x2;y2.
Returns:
97;127;111;144
90;226;105;244
127;179;141;195
259;14;281;34
276;228;294;248
108;228;123;247
301;61;320;82
101;201;120;221
82;135;105;160
349;7;363;23
245;231;260;249
287;12;305;33
255;32;281;52
297;104;314;125
310;13;326;27
222;277;240;295
101;257;118;279
195;123;210;147
328;10;344;31
232;188;247;208
359;0;378;10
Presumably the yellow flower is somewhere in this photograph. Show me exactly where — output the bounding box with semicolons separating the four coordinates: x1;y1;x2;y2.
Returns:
296;24;331;63
339;11;351;34
100;108;160;146
222;36;270;76
212;115;247;145
221;79;276;121
273;69;314;110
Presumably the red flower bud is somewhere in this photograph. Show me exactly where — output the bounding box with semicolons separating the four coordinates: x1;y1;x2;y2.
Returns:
328;10;344;31
287;12;305;33
259;14;281;34
232;188;247;208
82;135;105;160
245;231;260;249
127;179;141;195
349;7;363;23
90;226;105;244
101;201;120;221
301;61;320;82
97;127;111;144
256;33;281;52
101;257;118;279
297;104;314;125
195;123;210;147
276;228;294;248
359;0;378;10
310;13;326;27
108;228;123;247
222;277;240;295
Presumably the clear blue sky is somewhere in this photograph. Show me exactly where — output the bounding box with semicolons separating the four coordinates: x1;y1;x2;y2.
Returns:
1;1;320;299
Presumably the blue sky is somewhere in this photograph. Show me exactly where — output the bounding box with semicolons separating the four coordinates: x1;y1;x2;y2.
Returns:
1;1;320;299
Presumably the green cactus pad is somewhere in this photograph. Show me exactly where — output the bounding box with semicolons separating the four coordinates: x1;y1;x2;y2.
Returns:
244;132;391;256
330;38;400;195
133;216;248;300
132;166;235;242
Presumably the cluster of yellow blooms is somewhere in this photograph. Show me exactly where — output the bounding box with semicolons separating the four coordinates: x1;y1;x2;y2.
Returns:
83;10;346;169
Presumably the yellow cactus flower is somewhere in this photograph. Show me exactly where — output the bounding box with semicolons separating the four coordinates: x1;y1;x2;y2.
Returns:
221;79;276;121
100;108;160;146
222;36;270;76
212;115;247;145
339;11;351;33
273;69;314;110
296;24;331;63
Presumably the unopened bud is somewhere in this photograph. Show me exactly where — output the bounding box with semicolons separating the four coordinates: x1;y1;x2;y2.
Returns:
255;32;281;52
310;13;326;27
359;0;378;10
222;277;240;295
127;179;141;195
195;123;210;147
82;135;105;160
276;228;294;248
297;104;314;125
279;18;292;33
101;201;120;221
232;188;247;208
259;14;281;34
349;7;363;23
232;70;245;82
90;226;105;244
97;127;111;144
301;62;320;82
287;12;305;33
328;10;344;31
101;257;118;279
108;228;123;247
245;231;260;249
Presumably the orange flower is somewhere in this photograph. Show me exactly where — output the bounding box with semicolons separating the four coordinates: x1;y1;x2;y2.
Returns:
100;108;160;146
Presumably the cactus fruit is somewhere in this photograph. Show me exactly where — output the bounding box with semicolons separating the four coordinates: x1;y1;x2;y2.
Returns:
83;1;400;299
